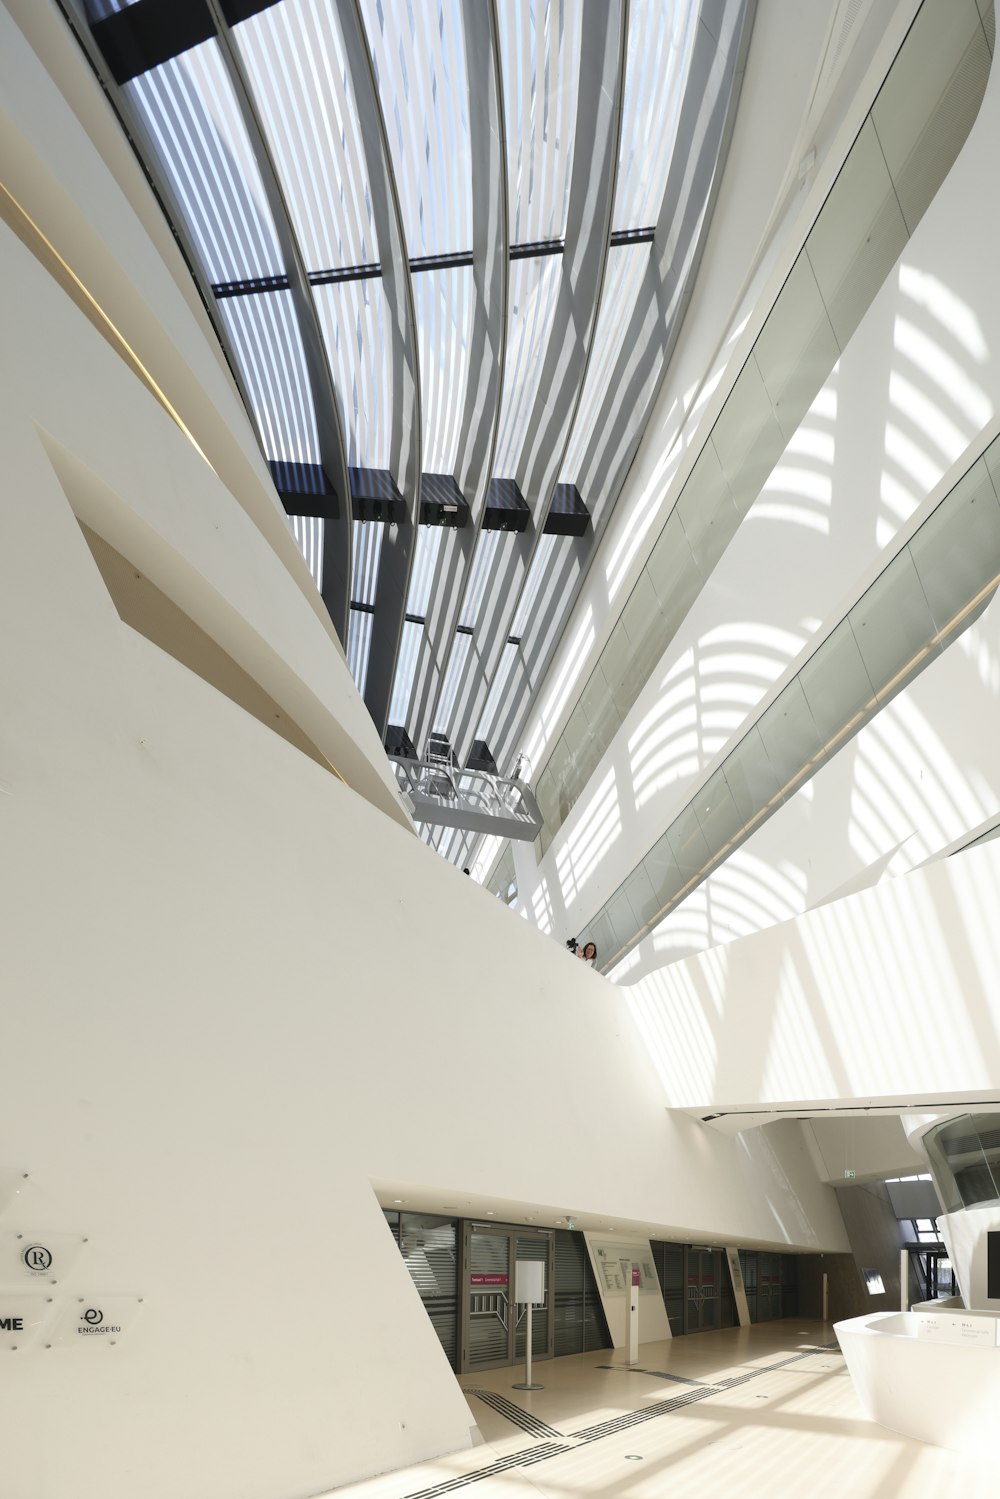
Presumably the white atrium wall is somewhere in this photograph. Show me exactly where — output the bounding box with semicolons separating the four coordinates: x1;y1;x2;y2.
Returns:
615;551;1000;978
510;0;997;956
0;9;849;1499
622;832;1000;1115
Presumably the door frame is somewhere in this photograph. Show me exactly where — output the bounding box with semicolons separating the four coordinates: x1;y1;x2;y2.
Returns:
458;1221;556;1374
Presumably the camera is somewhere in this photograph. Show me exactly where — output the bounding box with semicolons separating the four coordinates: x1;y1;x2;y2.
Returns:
565;937;579;953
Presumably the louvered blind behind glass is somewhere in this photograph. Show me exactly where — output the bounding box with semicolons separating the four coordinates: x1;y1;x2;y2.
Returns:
385;1212;458;1370
553;1230;610;1356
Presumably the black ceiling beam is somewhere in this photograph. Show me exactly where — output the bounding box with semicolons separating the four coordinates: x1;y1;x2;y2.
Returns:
91;0;215;85
88;0;282;86
210;233;655;304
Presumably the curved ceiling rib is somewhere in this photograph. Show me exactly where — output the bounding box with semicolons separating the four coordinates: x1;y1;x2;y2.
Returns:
485;0;756;780
204;0;354;644
404;0;510;755
336;0;423;739
438;0;628;765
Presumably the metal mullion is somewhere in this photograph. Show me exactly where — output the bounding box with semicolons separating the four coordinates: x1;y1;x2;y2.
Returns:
200;0;353;639
408;0;510;756
336;0;422;739
445;0;628;767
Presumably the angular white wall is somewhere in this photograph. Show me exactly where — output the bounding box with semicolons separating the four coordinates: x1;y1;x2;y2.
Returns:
622;830;1000;1114
0;10;851;1499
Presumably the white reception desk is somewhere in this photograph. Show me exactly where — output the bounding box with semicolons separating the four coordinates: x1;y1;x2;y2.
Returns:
836;1308;1000;1455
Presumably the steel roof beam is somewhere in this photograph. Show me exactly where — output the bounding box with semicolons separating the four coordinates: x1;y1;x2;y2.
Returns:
442;0;629;767
338;0;422;740
405;0;509;755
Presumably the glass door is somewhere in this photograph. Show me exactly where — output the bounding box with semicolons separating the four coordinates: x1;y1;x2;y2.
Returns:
686;1247;721;1332
460;1223;555;1373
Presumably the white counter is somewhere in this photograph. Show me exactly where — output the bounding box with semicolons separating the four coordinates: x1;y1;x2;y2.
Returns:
836;1309;1000;1455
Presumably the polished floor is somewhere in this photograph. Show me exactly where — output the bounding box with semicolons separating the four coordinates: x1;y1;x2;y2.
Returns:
330;1320;996;1499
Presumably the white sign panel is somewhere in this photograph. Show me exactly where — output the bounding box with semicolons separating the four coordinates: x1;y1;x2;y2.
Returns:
49;1297;143;1348
589;1239;659;1297
0;1294;54;1350
2;1232;86;1283
514;1260;545;1304
914;1312;996;1346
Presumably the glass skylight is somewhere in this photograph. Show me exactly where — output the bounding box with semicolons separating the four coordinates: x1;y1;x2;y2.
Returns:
512;534;557;637
352;522;384;607
498;0;584;244
128;41;283;283
235;0;379;271
387;526;446;728
313;278;392;469
478;641;521;739
407;527;445;619
85;0;747;869
613;0;699;229
217;290;320;463
492;254;563;479
346;609;374;693
358;0;472;258
460;531;504;629
389;619;423;724
435;630;473;731
561;242;652;481
413;267;475;473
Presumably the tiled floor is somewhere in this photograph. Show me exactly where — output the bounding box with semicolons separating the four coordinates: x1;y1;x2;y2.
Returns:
330;1320;996;1498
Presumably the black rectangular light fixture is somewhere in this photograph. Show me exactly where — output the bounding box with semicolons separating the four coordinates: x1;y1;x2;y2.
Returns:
420;474;469;528
544;482;589;537
349;468;406;525
268;460;340;520
384;724;417;760
466;739;498;774
484;478;530;533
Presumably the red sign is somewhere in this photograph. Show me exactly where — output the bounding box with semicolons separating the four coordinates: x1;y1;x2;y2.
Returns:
632;1267;641;1286
470;1273;508;1286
